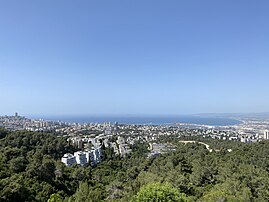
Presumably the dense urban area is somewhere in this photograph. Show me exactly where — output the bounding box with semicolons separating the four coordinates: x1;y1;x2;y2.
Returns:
1;113;269;142
1;113;269;201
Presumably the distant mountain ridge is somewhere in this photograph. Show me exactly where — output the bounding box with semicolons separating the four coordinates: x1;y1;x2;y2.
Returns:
196;112;269;119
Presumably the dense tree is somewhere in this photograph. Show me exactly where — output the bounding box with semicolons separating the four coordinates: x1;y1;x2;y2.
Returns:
0;128;8;139
0;175;28;202
132;182;187;202
9;156;27;173
47;193;63;202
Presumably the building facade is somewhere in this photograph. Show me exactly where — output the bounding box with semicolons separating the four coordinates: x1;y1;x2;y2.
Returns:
61;153;76;167
264;130;269;140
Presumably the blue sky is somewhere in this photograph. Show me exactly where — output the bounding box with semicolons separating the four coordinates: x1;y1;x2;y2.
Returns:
0;0;269;116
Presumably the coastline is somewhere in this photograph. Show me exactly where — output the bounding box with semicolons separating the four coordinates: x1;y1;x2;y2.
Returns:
30;115;242;127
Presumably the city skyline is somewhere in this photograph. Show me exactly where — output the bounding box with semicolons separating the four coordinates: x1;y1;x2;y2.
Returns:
1;1;269;115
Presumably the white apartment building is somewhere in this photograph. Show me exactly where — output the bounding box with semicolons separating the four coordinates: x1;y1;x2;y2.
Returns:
61;153;76;167
61;147;103;167
264;130;269;140
84;150;95;166
74;151;87;166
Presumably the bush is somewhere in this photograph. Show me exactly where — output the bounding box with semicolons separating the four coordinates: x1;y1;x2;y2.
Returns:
132;182;187;202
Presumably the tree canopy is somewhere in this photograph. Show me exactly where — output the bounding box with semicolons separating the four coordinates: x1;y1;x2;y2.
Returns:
1;129;269;201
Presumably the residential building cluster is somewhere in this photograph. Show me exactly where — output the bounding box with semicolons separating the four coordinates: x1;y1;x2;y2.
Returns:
0;113;68;131
61;147;103;167
147;143;176;158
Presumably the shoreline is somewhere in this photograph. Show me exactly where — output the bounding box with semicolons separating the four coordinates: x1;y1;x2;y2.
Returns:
29;115;241;127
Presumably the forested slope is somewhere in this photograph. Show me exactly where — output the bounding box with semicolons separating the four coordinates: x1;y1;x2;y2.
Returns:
1;129;269;202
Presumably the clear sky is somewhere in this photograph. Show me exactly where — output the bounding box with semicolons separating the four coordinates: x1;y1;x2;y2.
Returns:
1;0;269;116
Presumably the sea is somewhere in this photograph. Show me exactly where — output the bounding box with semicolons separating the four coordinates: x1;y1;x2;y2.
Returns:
34;115;241;126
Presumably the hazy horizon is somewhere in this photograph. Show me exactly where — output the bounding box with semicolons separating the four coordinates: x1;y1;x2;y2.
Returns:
3;111;269;119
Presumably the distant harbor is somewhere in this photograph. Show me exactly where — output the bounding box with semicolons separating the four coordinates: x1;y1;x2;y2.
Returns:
1;113;269;143
32;115;241;126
